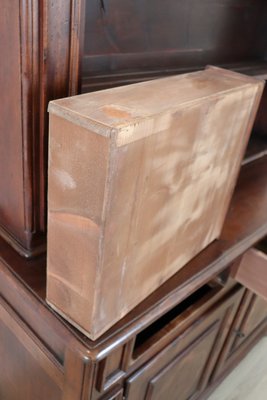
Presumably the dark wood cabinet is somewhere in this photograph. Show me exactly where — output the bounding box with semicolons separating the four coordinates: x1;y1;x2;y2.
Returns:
234;293;267;345
0;0;84;257
211;290;267;382
125;285;244;400
1;1;267;399
1;0;267;258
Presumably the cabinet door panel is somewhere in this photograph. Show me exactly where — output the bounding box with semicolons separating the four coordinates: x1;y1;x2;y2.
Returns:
125;286;244;400
212;290;267;380
0;298;63;400
237;294;267;341
144;323;219;400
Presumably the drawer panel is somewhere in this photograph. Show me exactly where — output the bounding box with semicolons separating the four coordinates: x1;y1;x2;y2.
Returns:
232;246;267;301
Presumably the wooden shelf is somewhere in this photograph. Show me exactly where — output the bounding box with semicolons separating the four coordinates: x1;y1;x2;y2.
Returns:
0;156;267;351
243;135;267;165
81;59;267;93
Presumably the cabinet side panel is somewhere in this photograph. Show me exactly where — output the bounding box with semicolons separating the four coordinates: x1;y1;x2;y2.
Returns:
0;1;25;242
0;299;63;400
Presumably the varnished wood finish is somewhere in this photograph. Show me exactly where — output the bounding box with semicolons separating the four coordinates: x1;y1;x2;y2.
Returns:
211;290;267;384
81;0;267;92
1;155;267;398
125;285;244;400
47;67;263;339
0;297;63;399
0;0;84;257
0;156;265;349
232;248;267;301
1;1;267;398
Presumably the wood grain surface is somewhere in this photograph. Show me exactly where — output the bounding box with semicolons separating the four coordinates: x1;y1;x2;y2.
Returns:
47;67;264;339
232;248;267;301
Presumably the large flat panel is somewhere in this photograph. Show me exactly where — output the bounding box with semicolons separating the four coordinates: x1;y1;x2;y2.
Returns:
82;0;267;91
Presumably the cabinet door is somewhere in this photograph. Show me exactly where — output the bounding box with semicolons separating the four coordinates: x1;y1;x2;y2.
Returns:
212;290;267;380
234;293;267;347
125;286;243;400
0;298;64;400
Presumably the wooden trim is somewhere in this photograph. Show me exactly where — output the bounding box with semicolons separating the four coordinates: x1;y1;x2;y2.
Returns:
0;224;46;258
62;347;91;400
232;248;267;301
19;0;40;236
0;0;85;257
69;0;86;96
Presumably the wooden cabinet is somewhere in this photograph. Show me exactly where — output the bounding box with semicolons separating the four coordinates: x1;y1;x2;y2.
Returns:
1;1;267;399
212;290;267;382
125;286;244;400
0;0;84;257
1;0;267;258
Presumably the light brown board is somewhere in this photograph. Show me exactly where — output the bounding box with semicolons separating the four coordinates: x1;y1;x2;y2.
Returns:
47;66;264;339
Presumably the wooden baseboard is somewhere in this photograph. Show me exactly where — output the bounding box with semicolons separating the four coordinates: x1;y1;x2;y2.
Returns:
0;224;46;258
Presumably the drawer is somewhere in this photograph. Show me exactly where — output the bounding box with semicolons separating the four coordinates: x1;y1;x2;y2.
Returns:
128;272;232;369
232;241;267;301
125;285;244;400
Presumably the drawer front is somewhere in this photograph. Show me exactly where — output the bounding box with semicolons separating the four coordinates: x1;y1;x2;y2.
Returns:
212;290;267;380
232;245;267;301
125;286;244;400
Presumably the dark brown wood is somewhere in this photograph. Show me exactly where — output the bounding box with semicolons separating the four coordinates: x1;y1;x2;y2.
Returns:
1;0;267;262
0;296;64;400
1;153;267;398
1;1;267;398
211;290;267;382
125;285;243;400
200;322;267;400
0;156;266;350
0;0;85;257
81;0;267;92
232;248;267;300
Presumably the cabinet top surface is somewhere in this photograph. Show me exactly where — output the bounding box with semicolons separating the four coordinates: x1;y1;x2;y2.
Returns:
48;66;262;142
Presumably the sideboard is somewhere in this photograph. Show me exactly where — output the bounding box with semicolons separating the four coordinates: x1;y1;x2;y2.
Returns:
1;1;267;399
